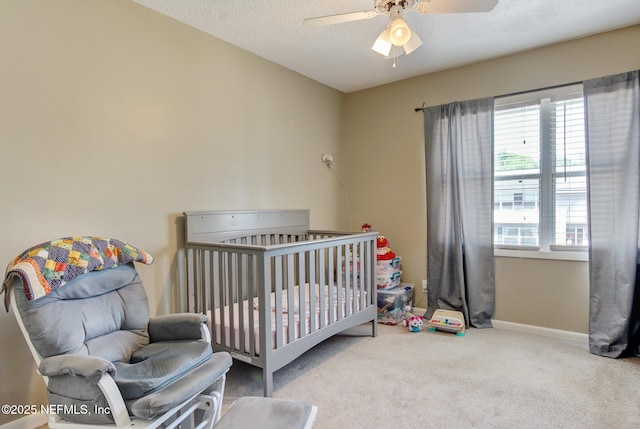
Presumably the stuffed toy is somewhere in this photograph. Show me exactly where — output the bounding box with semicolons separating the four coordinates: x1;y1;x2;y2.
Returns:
401;307;423;332
376;236;397;261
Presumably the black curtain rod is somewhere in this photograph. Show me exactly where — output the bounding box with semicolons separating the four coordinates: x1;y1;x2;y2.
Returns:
414;102;427;112
494;80;584;99
413;80;584;112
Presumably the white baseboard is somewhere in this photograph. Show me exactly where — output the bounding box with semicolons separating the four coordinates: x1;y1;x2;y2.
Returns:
0;413;48;429
411;307;426;315
491;319;588;347
411;307;588;347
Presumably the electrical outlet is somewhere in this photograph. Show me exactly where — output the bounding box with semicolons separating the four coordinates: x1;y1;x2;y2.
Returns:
421;279;428;292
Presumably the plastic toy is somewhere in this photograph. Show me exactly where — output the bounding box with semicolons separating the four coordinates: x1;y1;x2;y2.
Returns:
376;236;397;260
427;309;466;336
401;307;423;332
362;224;402;290
361;223;375;232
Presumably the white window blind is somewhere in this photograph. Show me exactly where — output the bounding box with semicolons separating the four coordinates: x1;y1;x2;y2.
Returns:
494;85;588;251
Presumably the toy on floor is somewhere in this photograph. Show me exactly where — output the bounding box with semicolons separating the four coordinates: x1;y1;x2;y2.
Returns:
401;306;423;332
427;309;466;336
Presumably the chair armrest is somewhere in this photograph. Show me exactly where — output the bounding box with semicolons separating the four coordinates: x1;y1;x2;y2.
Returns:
40;356;130;426
39;355;116;382
97;373;130;427
148;313;208;342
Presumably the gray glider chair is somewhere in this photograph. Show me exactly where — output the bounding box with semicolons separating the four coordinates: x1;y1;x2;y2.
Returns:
6;262;232;429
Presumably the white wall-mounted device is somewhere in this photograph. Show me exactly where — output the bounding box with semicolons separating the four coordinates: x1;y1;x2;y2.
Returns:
321;153;334;169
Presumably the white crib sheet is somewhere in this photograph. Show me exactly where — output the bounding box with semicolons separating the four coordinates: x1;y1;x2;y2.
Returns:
208;284;365;355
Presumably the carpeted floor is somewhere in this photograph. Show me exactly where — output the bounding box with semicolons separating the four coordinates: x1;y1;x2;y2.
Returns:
222;323;640;429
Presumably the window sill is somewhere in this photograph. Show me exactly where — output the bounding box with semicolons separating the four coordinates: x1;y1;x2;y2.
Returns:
494;248;589;262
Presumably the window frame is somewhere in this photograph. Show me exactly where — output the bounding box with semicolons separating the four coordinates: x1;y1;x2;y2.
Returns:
493;84;588;261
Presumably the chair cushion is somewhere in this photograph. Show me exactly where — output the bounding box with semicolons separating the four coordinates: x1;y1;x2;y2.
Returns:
14;263;149;361
114;340;212;400
127;351;233;419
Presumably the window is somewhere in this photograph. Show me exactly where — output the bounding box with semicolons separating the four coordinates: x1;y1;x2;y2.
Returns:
494;84;588;252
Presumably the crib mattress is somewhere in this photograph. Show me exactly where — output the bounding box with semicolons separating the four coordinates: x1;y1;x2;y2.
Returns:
208;284;365;355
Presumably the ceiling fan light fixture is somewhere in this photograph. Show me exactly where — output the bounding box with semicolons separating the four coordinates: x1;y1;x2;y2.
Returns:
371;27;392;56
403;31;423;55
384;45;405;60
389;17;411;46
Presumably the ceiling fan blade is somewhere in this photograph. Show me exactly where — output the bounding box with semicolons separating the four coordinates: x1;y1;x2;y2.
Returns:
416;0;499;14
304;10;379;27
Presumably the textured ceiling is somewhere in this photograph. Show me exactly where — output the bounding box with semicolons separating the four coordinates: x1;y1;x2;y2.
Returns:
130;0;640;93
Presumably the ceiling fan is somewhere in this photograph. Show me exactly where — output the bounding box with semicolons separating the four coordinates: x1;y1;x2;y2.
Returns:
304;0;499;59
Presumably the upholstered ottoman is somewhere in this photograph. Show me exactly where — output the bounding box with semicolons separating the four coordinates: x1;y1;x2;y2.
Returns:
215;397;317;429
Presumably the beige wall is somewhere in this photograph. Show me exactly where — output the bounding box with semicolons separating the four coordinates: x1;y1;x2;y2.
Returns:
1;0;639;424
0;0;347;424
344;24;640;333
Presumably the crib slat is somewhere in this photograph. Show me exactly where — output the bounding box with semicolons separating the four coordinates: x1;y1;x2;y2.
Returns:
248;253;256;357
286;253;296;345
352;243;358;314
256;252;271;360
346;244;354;316
339;245;346;320
361;242;365;309
186;249;195;313
274;256;284;349
237;253;246;354
208;250;217;346
308;249;317;333
297;251;307;337
318;249;326;329
353;241;366;311
198;249;206;315
217;251;226;349
328;246;335;324
352;243;358;313
228;252;236;353
189;249;198;314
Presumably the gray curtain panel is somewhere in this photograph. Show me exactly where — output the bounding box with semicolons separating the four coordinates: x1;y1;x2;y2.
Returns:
584;70;640;358
423;97;495;328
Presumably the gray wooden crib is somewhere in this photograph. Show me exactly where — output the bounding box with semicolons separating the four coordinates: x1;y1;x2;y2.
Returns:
184;209;378;397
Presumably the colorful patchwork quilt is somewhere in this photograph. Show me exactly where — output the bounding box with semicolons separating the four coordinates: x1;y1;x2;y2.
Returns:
3;236;154;302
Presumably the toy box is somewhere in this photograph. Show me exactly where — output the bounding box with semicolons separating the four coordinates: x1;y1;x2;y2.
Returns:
377;270;402;290
377;256;401;273
377;283;414;325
